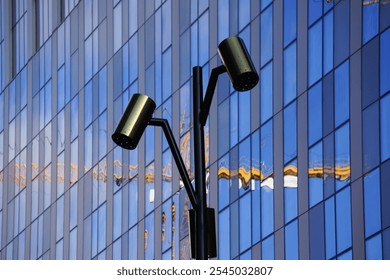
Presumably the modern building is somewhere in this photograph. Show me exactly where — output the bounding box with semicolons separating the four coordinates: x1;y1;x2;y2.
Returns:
0;0;390;260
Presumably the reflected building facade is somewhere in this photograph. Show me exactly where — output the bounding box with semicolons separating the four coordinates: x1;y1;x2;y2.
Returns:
1;0;390;260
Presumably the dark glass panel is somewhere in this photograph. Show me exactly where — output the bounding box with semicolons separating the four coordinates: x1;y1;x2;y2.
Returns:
362;37;379;108
363;102;380;173
380;94;390;162
334;0;349;65
309;203;325;259
381;28;390;96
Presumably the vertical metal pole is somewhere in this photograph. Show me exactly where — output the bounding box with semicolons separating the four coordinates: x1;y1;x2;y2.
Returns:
193;66;208;260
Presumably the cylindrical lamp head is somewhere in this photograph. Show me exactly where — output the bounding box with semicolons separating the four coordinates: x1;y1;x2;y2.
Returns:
112;94;156;150
218;36;259;92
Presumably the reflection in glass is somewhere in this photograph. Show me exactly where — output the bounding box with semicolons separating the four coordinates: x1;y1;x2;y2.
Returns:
381;94;390;162
145;163;155;215
239;90;251;141
284;159;298;223
162;150;172;202
335;123;350;190
309;142;323;207
113;189;122;240
239;138;251;193
129;178;138;228
218;154;230;211
180;81;191;135
162;200;172;253
364;168;381;238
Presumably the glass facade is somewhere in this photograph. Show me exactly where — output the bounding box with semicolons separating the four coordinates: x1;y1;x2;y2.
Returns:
0;0;390;260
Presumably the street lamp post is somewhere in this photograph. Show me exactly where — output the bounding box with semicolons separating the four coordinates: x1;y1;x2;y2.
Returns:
112;36;258;260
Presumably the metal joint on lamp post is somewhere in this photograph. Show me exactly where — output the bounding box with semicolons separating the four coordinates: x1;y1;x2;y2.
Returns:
112;36;259;260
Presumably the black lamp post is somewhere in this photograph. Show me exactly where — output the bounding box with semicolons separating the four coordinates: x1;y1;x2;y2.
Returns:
112;36;258;260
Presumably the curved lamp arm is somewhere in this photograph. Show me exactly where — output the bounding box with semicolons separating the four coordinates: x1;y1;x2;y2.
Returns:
148;118;198;209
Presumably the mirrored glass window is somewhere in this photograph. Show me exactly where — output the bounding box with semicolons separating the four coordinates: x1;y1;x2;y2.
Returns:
285;220;299;260
336;186;352;254
261;6;273;67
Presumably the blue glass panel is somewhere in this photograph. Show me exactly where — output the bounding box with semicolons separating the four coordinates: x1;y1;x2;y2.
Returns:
190;21;198;68
145;163;155;214
239;90;251;141
261;62;273;123
383;227;390;260
261;235;274;260
85;35;92;83
113;190;122;240
308;20;322;86
323;11;333;75
129;179;138;228
261;6;273;66
309;203;325;259
335;123;350;190
336;186;352;254
180;30;190;85
252;130;261;244
218;0;229;43
308;81;322;146
0;93;3;132
70;96;78;141
230;201;239;258
199;11;209;66
381;29;390;95
285;220;299;260
261;186;274;238
261;0;272;11
57;66;65;111
284;42;297;105
99;67;107;115
284;102;297;163
309;142;323;207
129;35;138;84
162;48;172;102
363;3;379;44
363;103;380;173
162;0;171;51
308;0;322;27
284;0;296;46
129;0;138;37
337;249;352;260
366;233;382;260
325;197;336;259
98;203;107;252
240;193;251;252
218;99;230;157
129;226;137;259
381;94;390;162
239;138;251;195
98;112;107;160
261;120;273;182
239;0;250;31
230;92;238;147
84;81;92;128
